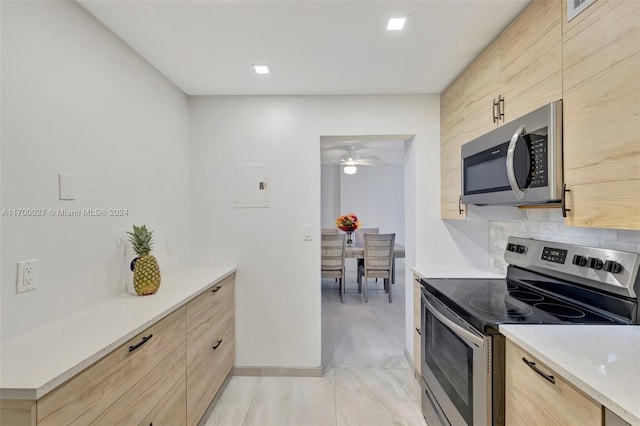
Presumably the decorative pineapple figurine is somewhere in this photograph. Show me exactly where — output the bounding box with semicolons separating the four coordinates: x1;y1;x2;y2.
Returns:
127;225;161;296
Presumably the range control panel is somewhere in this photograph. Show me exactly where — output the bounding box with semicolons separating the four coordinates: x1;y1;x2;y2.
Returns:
504;236;640;298
527;135;548;188
541;247;567;264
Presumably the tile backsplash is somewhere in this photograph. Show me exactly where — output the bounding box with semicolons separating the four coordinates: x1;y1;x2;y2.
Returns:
489;209;640;272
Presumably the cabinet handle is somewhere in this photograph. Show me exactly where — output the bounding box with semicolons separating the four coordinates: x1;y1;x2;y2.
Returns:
498;95;505;121
562;183;571;218
492;99;498;123
212;339;223;350
129;334;153;353
458;195;464;215
212;285;222;293
416;328;421;336
522;357;555;384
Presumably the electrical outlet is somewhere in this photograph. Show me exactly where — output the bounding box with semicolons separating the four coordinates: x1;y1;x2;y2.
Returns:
16;260;38;293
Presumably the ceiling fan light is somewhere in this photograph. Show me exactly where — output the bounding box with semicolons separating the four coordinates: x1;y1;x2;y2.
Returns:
343;165;357;175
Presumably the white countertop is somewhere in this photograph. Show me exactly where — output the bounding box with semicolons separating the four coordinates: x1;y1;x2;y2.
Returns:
0;265;236;400
500;325;640;425
411;265;504;279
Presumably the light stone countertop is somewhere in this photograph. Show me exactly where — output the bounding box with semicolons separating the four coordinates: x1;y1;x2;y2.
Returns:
411;265;504;279
0;265;236;400
500;324;640;426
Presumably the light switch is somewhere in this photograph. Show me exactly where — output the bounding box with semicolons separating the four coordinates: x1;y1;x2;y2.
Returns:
302;225;312;241
59;173;75;200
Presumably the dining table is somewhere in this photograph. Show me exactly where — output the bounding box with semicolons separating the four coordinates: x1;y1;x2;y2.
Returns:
344;243;405;259
345;242;405;284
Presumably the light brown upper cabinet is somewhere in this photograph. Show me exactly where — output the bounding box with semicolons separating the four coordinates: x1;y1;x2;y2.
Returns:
441;73;467;220
464;0;562;139
562;0;640;230
500;0;562;123
464;39;501;142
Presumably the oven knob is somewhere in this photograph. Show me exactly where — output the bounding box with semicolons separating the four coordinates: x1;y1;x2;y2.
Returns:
516;245;526;254
588;257;604;270
572;255;588;267
604;260;623;273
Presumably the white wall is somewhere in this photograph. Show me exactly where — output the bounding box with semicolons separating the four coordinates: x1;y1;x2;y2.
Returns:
335;163;405;244
1;1;191;340
189;95;492;368
320;164;340;228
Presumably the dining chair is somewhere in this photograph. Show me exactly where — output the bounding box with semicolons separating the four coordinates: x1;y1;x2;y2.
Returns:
321;233;347;302
355;227;379;281
357;233;395;303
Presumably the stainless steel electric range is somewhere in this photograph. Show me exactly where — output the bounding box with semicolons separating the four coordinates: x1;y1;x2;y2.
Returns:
419;236;640;426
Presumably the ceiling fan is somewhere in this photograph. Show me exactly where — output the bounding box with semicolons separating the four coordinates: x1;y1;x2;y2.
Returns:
323;148;382;175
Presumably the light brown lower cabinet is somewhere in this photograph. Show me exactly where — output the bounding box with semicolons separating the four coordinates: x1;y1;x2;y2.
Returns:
186;275;235;426
412;273;422;377
505;339;602;426
1;273;236;426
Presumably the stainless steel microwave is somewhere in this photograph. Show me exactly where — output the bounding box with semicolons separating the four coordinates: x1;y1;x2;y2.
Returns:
461;100;563;206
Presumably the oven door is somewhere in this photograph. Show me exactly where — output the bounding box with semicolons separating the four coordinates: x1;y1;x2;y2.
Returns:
421;290;491;426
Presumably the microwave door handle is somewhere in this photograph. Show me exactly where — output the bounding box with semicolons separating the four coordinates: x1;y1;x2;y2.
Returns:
424;299;484;348
506;125;526;200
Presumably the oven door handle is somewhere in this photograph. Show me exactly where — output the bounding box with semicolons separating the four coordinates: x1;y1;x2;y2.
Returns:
506;125;526;200
424;299;484;348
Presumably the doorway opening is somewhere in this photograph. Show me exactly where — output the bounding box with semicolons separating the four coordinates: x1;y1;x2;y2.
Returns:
320;134;413;368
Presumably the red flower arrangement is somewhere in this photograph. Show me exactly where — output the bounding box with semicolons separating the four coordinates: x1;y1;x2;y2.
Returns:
335;213;361;232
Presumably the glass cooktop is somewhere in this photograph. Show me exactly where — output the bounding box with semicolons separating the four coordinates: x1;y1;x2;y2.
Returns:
420;275;625;334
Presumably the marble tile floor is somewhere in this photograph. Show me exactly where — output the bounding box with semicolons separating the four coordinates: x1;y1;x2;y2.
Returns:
205;263;427;426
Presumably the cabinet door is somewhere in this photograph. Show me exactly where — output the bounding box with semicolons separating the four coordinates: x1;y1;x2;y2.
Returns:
440;74;466;220
0;400;36;426
37;307;186;426
186;278;235;426
464;39;501;142
412;274;422;376
505;340;602;426
501;0;562;123
562;0;640;229
91;343;186;426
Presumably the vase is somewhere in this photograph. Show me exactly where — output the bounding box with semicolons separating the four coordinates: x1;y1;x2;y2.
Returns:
346;231;354;245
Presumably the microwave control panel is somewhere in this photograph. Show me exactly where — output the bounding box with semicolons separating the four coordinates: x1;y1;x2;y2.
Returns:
528;134;547;188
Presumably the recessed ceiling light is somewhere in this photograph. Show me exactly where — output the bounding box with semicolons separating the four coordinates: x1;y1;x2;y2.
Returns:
254;65;270;74
387;17;407;31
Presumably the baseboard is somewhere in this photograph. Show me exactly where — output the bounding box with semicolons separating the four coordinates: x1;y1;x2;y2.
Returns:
405;347;420;380
404;348;414;370
233;366;323;377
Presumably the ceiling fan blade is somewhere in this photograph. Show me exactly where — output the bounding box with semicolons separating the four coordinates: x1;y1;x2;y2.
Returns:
356;156;383;165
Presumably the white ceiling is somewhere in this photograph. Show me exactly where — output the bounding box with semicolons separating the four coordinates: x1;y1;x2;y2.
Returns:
79;0;530;96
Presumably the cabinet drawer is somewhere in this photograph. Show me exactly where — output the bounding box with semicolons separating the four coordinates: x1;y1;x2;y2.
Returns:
92;342;186;425
186;284;235;426
186;274;235;334
505;340;601;426
37;307;186;426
